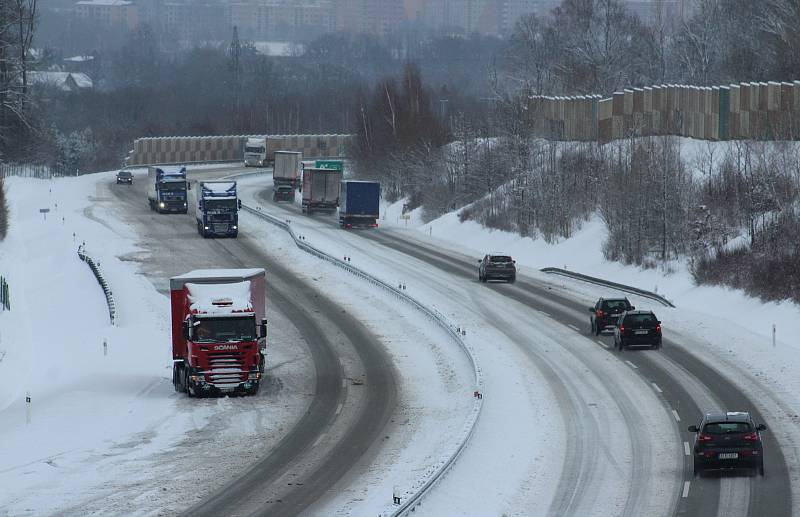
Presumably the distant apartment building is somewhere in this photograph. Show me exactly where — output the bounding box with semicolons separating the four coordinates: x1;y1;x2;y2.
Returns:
229;0;333;40
74;0;138;31
332;0;404;35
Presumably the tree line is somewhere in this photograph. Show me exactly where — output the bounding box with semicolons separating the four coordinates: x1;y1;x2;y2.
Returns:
350;0;800;303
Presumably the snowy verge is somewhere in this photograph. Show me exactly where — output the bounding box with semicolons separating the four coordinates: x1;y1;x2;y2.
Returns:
0;174;309;515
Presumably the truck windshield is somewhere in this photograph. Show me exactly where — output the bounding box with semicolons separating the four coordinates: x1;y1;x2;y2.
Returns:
159;181;186;191
245;146;265;153
204;199;237;210
194;317;255;343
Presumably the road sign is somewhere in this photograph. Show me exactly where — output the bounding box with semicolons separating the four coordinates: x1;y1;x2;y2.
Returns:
315;160;343;171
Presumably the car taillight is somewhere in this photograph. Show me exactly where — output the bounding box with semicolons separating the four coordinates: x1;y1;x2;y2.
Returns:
655;324;661;333
619;325;625;333
743;431;759;441
596;310;604;318
698;433;713;442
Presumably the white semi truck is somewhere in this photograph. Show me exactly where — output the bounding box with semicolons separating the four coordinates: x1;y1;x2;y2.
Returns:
243;138;267;167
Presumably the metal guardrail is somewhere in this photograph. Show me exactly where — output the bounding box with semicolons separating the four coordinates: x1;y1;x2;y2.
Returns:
240;204;483;516
77;245;117;325
540;267;676;308
0;275;10;311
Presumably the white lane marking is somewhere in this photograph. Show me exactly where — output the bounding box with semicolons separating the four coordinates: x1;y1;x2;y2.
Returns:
672;409;681;422
568;324;580;331
682;481;690;498
312;433;327;448
335;403;343;415
539;310;551;317
625;360;638;369
684;442;691;456
652;382;663;393
596;340;609;349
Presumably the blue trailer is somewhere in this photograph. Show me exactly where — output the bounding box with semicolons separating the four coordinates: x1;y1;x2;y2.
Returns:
195;181;241;238
147;166;189;213
338;180;380;228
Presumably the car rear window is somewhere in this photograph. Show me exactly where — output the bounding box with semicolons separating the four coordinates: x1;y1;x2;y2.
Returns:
703;422;752;434
624;314;657;326
490;256;513;263
603;300;629;311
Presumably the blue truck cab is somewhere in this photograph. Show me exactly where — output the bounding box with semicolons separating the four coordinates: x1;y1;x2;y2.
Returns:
147;166;189;213
195;181;241;238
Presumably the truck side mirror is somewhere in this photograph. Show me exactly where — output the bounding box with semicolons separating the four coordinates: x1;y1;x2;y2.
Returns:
238;199;242;209
688;425;699;433
187;182;192;190
183;320;191;340
260;319;268;339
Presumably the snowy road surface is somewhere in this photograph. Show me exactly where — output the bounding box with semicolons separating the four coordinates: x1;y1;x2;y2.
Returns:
1;163;796;516
242;169;793;517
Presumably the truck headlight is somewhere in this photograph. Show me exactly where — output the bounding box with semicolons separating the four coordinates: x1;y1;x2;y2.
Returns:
232;225;237;230
183;202;187;207
204;226;209;230
190;375;204;383
248;372;261;380
159;202;165;208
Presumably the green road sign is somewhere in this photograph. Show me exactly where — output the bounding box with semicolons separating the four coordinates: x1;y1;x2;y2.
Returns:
315;160;343;171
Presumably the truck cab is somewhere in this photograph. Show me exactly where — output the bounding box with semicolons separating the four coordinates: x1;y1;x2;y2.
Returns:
171;269;267;397
148;166;189;213
244;138;267;167
195;181;241;238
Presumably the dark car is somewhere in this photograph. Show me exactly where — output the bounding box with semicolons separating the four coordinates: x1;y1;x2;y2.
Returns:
273;185;295;202
116;170;133;184
614;310;662;350
478;254;516;283
689;411;766;476
589;297;634;335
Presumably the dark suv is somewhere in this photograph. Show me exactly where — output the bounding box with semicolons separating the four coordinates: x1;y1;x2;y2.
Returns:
116;170;133;184
589;298;634;335
614;310;662;350
689;412;766;476
478;254;516;283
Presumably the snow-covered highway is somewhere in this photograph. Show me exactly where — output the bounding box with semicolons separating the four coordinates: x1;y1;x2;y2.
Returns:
0;164;796;517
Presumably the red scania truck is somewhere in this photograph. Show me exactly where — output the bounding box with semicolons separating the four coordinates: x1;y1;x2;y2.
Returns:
170;268;267;397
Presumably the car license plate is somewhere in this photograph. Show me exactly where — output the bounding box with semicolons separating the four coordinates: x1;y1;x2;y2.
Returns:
718;453;738;459
635;330;649;335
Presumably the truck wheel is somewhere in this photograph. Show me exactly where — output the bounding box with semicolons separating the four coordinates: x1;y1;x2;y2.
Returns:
249;381;260;396
183;368;195;397
173;364;184;392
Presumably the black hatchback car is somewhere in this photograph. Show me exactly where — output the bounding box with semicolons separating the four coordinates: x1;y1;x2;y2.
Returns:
689;412;766;476
614;310;662;350
116;170;133;184
589;297;634;335
478;254;516;283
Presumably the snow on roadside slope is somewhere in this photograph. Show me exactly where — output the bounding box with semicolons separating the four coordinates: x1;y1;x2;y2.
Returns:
0;173;308;515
